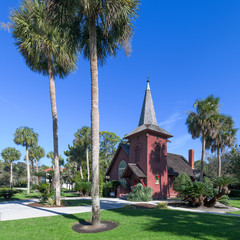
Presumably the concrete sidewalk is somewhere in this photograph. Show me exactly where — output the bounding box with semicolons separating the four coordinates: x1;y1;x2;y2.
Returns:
0;197;129;221
1;198;239;221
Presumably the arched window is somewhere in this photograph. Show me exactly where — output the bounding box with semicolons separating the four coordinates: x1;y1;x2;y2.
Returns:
118;160;127;187
135;145;140;162
155;145;160;162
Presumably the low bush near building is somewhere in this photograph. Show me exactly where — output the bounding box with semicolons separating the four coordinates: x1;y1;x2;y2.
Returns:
155;202;168;209
173;173;238;207
103;180;120;197
75;181;91;196
128;183;152;202
0;188;21;200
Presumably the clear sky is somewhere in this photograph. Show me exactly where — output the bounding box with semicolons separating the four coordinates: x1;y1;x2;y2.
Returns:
0;0;240;167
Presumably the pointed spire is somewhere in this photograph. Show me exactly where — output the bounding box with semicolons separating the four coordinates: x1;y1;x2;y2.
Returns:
138;80;157;126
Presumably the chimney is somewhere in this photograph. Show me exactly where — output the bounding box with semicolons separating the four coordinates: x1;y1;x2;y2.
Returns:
188;149;194;169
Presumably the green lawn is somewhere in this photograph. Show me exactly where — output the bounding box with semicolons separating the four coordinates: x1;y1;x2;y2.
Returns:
63;191;80;198
228;197;240;214
0;190;39;202
63;199;91;206
1;209;240;240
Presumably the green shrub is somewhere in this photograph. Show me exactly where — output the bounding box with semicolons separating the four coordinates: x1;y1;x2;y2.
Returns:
37;183;52;203
127;183;152;202
103;180;120;197
155;202;168;209
173;173;238;207
229;189;240;197
75;181;91;196
0;188;21;200
45;197;55;206
218;195;230;206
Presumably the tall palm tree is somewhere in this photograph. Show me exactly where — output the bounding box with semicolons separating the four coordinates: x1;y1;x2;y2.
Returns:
207;115;237;177
11;0;78;205
14;127;38;194
1;147;21;188
51;0;139;225
74;126;91;181
29;145;45;184
186;95;220;181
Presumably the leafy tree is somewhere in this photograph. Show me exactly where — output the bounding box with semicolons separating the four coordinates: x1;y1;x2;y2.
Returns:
29;145;45;184
74;127;91;181
207;115;236;177
14;127;38;194
51;0;139;225
226;145;240;181
100;131;121;172
186;95;220;181
47;151;64;168
11;0;78;206
64;144;86;179
1;147;21;188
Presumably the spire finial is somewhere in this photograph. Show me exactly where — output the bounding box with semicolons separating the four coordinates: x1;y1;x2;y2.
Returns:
146;76;150;90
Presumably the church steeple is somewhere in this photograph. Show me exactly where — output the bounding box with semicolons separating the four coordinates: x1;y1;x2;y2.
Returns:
138;80;157;126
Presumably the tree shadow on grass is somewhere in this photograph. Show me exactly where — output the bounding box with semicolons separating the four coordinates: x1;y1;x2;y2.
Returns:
108;208;240;240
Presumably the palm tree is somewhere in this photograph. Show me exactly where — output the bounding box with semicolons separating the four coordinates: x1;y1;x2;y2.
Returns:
207;115;237;177
14;127;38;194
186;95;220;181
1;147;21;188
74;127;91;181
29;145;45;184
51;0;139;226
11;0;78;205
47;151;64;169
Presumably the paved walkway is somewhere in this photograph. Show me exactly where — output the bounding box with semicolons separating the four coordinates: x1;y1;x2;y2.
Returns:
0;197;128;221
0;198;239;221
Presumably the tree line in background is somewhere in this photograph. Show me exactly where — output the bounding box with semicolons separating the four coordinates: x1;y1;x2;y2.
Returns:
0;126;121;191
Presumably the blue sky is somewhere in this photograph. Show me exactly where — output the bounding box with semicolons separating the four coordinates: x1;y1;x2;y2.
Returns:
0;0;240;166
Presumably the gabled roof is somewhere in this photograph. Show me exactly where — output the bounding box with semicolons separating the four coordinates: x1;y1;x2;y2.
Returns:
167;153;195;177
125;124;173;139
106;143;129;175
121;163;146;178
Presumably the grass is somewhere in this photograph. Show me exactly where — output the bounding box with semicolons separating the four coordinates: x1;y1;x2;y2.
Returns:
63;191;80;198
0;208;240;240
63;199;91;207
0;190;39;202
228;197;240;214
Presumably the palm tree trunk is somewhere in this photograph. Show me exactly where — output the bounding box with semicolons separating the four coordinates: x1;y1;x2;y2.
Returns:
26;145;30;195
36;159;39;185
86;147;90;182
31;161;34;184
89;19;100;227
217;147;221;177
10;162;13;189
200;136;206;182
80;163;84;179
48;58;61;206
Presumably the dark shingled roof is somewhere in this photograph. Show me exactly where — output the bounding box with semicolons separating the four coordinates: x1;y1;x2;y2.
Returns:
167;153;195;177
121;163;146;178
125;124;173;139
121;143;129;156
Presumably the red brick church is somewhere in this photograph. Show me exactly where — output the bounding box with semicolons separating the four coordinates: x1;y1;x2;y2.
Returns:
106;81;196;199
